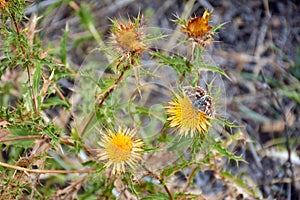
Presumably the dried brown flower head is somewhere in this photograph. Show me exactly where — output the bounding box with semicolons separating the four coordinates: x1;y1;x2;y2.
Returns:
181;9;215;47
110;15;146;57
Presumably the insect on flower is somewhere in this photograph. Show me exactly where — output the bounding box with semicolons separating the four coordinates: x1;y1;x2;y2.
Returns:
166;86;215;136
183;86;214;117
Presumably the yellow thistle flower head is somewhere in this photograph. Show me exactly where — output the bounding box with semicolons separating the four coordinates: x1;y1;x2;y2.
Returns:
110;14;146;57
97;127;144;175
166;86;214;137
181;9;215;47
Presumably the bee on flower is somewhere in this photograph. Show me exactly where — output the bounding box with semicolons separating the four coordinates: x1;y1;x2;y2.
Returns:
97;127;144;175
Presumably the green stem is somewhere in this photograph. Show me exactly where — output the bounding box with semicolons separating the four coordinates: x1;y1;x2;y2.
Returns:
10;13;38;116
80;61;130;137
144;167;174;200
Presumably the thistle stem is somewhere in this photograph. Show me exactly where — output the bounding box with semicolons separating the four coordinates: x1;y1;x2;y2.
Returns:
80;61;130;137
143;167;174;200
10;13;38;116
0;161;93;174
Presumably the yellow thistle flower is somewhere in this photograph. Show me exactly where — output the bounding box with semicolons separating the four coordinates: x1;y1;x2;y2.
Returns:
181;9;214;47
97;127;144;175
166;90;213;137
110;15;146;56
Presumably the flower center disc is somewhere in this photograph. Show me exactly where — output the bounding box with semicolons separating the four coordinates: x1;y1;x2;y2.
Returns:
107;134;133;163
117;30;141;51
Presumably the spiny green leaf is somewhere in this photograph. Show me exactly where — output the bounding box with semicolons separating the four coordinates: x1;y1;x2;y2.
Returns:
211;22;227;32
161;161;191;178
42;126;60;145
7;127;35;148
152;52;188;67
151;52;191;76
42;96;70;109
143;147;160;153
214;141;246;163
196;64;231;80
